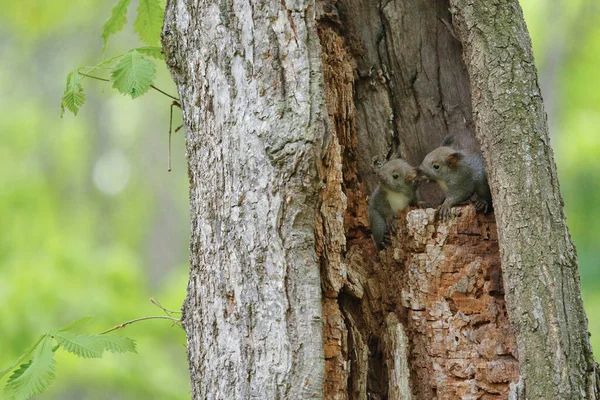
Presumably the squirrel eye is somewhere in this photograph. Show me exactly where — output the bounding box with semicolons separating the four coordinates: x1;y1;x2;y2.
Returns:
392;173;399;179
433;164;440;170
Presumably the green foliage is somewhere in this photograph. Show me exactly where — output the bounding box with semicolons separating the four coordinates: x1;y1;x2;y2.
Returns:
52;332;105;359
1;318;137;400
98;335;138;354
0;337;45;382
6;336;56;400
111;50;157;99
61;0;170;117
102;0;131;52
1;1;189;399
60;72;86;117
135;46;165;60
134;0;164;46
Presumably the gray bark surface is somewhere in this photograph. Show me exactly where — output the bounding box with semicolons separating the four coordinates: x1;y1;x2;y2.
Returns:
162;0;599;398
449;1;599;398
162;0;326;398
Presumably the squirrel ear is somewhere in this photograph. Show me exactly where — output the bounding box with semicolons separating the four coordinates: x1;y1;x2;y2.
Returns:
445;152;462;167
392;145;404;159
441;135;455;147
404;170;417;184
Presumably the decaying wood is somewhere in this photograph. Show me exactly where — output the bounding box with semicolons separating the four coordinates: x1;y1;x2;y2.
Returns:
383;313;411;400
315;0;521;398
387;206;519;399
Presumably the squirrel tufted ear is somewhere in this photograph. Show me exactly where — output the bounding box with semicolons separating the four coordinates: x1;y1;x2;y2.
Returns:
445;152;462;167
392;144;404;159
404;170;417;184
441;135;455;147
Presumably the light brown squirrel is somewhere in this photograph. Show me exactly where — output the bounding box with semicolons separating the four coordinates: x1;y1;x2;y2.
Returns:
369;153;418;250
418;135;492;221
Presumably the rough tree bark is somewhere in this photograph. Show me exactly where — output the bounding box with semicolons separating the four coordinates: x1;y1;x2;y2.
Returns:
449;1;598;398
162;0;326;397
162;0;598;398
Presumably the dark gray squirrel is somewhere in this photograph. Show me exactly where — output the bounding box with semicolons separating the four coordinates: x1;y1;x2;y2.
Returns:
369;151;418;251
418;135;492;221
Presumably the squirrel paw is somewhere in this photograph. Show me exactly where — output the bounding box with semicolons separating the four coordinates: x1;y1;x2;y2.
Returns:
417;200;431;209
474;199;489;214
388;222;398;235
437;204;454;222
380;233;392;249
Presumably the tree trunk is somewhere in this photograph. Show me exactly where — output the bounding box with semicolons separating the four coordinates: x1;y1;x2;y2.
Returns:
161;0;327;397
162;0;598;398
449;1;599;398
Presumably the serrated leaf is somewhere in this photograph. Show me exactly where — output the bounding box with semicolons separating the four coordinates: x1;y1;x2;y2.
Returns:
134;46;164;60
134;0;164;46
60;72;86;117
0;335;45;381
7;335;56;400
99;335;138;354
50;331;104;359
111;50;156;99
102;0;131;52
58;316;93;332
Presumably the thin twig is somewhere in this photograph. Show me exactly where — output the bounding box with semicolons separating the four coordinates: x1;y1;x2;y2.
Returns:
79;72;109;82
151;85;179;101
168;102;174;171
99;316;181;335
168;101;182;172
151;297;181;316
78;72;180;101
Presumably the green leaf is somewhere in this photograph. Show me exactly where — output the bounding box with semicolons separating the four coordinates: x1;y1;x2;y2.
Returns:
99;335;138;354
134;0;164;46
6;335;56;400
111;50;156;99
134;46;164;60
58;316;93;332
50;331;104;359
60;72;86;117
0;336;45;381
101;0;131;52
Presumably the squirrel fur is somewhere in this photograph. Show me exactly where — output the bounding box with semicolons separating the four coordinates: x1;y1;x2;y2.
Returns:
418;135;491;221
369;155;418;250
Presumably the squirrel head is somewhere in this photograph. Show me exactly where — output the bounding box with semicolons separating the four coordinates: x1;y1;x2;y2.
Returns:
374;158;418;193
418;144;464;190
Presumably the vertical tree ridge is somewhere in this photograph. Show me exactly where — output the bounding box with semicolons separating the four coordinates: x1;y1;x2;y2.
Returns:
450;0;598;398
162;0;327;397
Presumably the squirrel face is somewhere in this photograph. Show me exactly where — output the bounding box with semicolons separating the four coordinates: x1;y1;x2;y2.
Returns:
375;158;418;194
418;146;464;191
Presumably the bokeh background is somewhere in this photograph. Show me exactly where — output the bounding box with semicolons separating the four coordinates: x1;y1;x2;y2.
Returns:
0;0;598;399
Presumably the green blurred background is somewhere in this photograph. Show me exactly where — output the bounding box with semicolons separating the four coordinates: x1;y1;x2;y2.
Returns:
0;0;598;399
0;0;190;399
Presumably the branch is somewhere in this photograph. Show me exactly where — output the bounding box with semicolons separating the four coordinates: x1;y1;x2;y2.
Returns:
78;72;180;101
99;316;182;335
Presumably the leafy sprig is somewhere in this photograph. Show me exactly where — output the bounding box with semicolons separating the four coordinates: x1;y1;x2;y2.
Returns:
102;0;131;52
61;0;174;117
1;308;181;400
1;317;137;400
